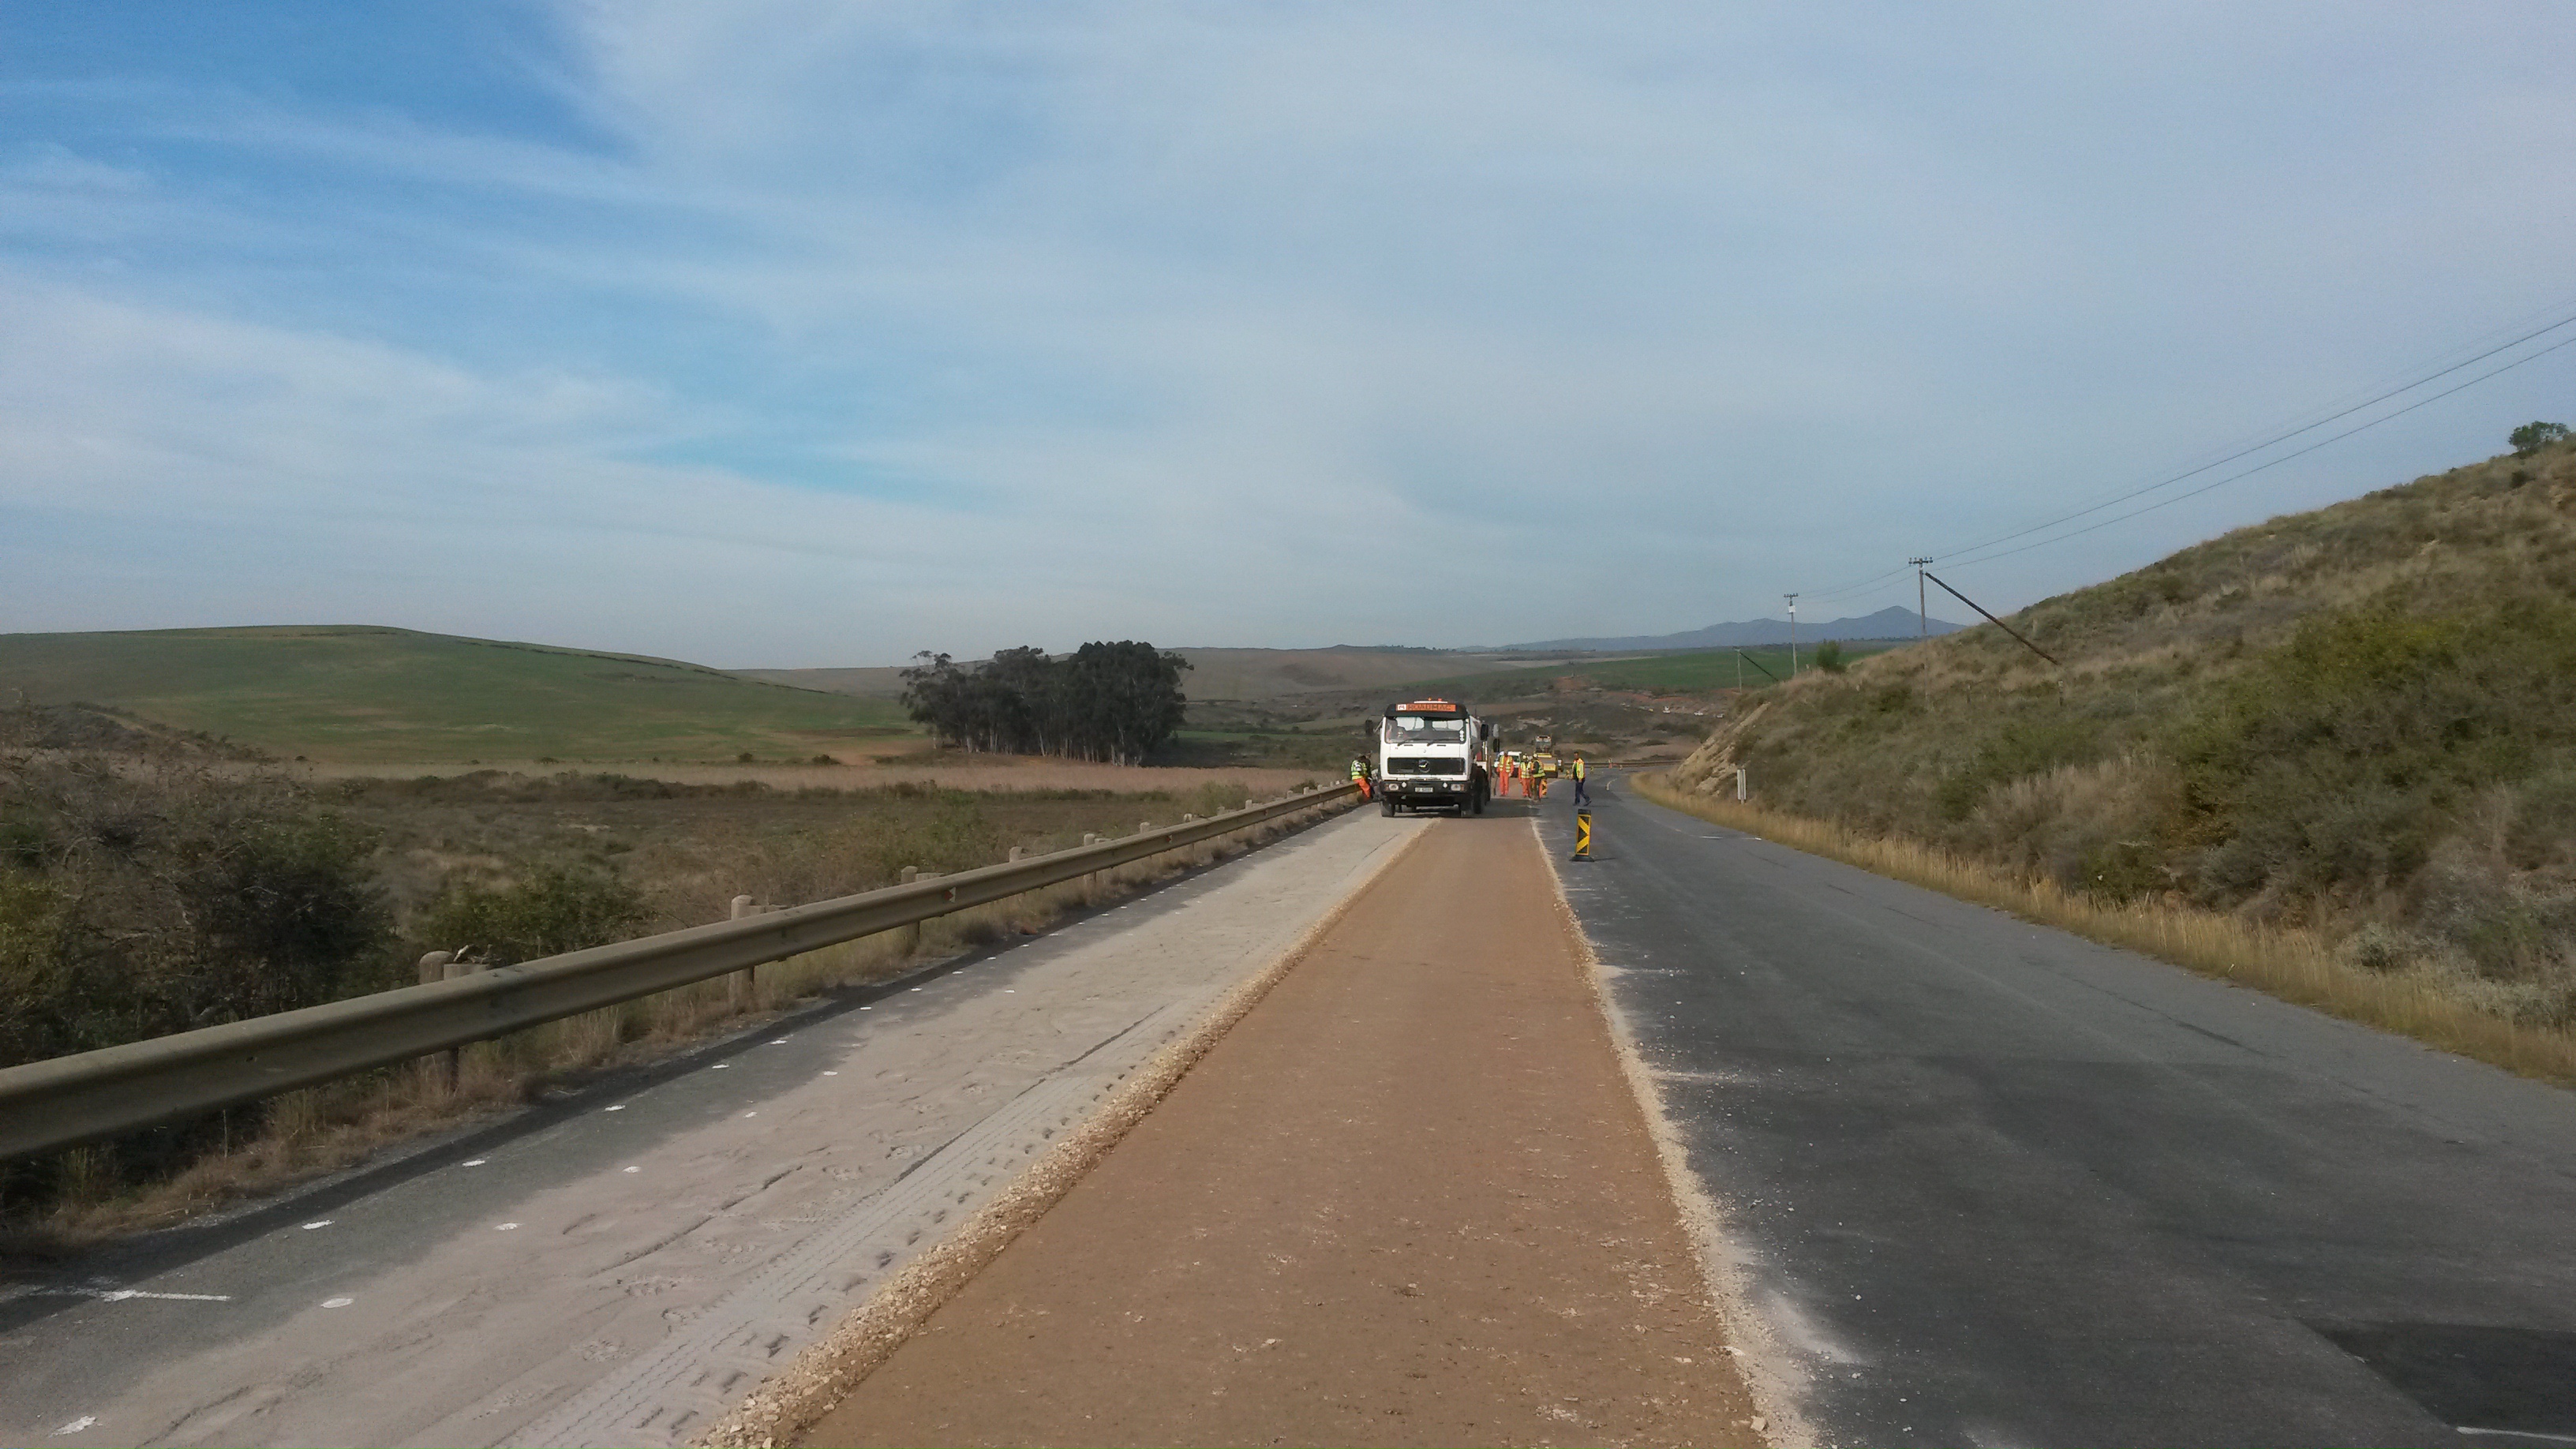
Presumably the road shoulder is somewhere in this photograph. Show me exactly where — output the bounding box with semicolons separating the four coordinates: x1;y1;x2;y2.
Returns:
796;807;1759;1447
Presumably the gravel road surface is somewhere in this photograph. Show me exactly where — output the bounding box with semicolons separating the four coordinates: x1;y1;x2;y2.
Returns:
1549;774;2576;1447
0;804;1409;1447
800;806;1759;1447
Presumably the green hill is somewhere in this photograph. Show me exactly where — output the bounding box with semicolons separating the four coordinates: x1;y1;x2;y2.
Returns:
1668;437;2576;1028
0;625;909;762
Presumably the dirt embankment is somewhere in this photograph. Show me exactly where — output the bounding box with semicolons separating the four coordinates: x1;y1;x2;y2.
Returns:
797;812;1758;1447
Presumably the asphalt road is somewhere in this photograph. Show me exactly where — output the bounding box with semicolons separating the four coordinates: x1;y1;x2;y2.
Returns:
1548;774;2576;1448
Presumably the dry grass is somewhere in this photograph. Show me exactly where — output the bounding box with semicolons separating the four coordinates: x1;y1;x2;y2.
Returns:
9;796;1350;1251
274;757;1330;796
1634;774;2576;1088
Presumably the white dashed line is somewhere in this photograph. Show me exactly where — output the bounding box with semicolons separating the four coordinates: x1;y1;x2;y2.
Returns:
822;1070;839;1076
50;1416;95;1436
743;1111;758;1118
461;1159;487;1166
320;1297;354;1309
496;1222;519;1231
42;1288;234;1304
711;1062;730;1069
770;1038;788;1044
623;1166;640;1173
605;1104;626;1112
301;1220;331;1230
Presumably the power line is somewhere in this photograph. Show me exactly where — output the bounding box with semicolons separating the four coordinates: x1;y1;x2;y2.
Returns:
1926;304;2576;564
1940;328;2576;571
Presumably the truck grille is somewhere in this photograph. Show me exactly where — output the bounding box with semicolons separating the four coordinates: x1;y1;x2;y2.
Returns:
1384;758;1466;777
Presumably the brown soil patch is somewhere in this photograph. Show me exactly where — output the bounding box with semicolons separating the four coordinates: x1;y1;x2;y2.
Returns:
798;816;1756;1447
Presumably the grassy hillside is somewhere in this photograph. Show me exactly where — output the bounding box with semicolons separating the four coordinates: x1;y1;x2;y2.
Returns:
0;626;909;762
1669;438;2576;1030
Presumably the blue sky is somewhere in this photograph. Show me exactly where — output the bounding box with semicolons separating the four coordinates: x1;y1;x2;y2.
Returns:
4;2;2573;665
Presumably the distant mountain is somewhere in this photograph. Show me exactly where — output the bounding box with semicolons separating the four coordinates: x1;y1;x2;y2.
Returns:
1511;606;1961;652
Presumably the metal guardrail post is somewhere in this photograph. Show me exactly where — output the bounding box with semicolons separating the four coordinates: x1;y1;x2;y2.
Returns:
727;895;758;1008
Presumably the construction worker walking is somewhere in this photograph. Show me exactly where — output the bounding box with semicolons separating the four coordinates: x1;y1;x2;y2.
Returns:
1571;754;1590;806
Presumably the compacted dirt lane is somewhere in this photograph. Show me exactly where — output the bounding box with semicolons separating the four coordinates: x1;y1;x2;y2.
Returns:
800;811;1758;1447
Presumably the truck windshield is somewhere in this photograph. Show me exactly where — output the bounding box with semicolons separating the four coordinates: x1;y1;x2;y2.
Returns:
1384;714;1466;743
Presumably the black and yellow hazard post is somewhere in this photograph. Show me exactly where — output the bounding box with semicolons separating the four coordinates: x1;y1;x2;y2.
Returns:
1571;807;1593;861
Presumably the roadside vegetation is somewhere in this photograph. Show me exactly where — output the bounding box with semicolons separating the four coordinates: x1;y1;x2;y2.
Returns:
0;711;1329;1248
1663;433;2576;1070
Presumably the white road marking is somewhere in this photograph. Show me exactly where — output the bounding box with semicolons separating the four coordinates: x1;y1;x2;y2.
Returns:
462;1159;488;1166
496;1223;519;1231
770;1038;788;1044
743;1111;758;1118
623;1166;640;1174
41;1288;234;1304
50;1416;95;1436
605;1105;626;1112
711;1063;730;1069
301;1220;331;1230
320;1297;354;1309
860;1005;874;1009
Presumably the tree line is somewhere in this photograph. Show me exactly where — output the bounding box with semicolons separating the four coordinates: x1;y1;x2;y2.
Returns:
900;642;1190;766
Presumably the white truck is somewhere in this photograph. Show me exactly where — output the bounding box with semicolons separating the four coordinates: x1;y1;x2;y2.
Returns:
1373;698;1494;815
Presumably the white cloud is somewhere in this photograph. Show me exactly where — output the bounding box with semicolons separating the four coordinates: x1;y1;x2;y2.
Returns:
6;2;2575;659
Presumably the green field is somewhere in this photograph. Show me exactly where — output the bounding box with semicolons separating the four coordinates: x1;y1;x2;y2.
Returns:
0;625;912;762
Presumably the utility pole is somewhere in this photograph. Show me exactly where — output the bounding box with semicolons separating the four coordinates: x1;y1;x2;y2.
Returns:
1784;594;1798;676
1910;558;1933;639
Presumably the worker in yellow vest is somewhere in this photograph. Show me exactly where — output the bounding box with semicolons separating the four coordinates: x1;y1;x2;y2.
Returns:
1350;755;1372;801
1571;754;1590;806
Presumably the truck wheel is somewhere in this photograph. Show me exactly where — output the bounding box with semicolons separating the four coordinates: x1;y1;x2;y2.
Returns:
1380;796;1397;816
1471;783;1486;816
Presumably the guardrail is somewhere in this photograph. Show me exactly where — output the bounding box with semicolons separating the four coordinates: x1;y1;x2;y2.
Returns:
0;783;1359;1163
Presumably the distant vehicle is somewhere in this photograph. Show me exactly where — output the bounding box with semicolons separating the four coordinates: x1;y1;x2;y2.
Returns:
1374;698;1493;816
1530;753;1560;778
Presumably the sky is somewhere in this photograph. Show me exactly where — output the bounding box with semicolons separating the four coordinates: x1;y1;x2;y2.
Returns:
3;2;2573;667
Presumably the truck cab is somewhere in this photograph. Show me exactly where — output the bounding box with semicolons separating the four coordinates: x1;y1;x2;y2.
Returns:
1375;698;1492;815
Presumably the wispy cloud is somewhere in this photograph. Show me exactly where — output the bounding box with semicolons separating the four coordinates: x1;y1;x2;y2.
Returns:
5;2;2574;661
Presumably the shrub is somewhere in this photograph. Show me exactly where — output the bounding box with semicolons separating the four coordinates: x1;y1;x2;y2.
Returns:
2172;594;2576;901
1814;640;1848;673
2509;421;2569;457
414;864;648;964
0;754;395;1069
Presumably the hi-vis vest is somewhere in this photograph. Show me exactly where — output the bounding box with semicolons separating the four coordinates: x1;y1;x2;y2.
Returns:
1574;759;1587;779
